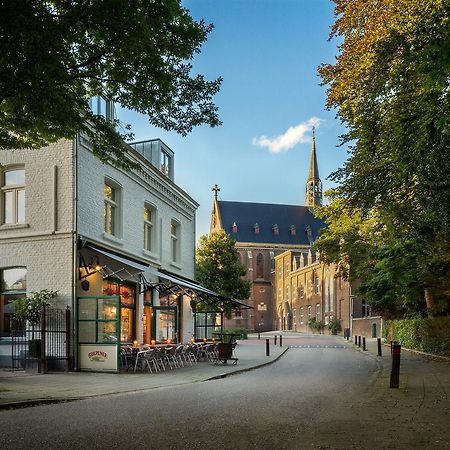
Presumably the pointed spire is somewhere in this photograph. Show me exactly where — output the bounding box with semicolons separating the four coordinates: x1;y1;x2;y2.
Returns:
305;127;323;209
308;127;320;182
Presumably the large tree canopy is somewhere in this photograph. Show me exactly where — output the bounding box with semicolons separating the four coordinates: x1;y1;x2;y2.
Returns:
0;0;222;168
196;230;251;312
317;0;450;316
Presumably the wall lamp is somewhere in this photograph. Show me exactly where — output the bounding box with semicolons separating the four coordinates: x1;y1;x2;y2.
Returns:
79;255;104;280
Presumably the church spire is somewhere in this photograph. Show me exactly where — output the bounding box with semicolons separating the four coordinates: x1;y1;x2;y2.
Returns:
305;127;322;208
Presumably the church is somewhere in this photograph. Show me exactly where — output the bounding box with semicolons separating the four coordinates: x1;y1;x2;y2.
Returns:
210;130;326;332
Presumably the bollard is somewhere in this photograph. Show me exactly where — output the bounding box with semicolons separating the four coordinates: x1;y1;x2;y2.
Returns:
266;338;270;356
274;335;277;345
354;335;358;345
390;343;401;388
358;336;361;347
279;335;283;347
258;332;260;340
362;337;367;351
390;340;398;355
377;338;382;357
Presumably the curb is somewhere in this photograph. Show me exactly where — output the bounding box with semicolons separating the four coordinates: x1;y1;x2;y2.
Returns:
205;347;289;381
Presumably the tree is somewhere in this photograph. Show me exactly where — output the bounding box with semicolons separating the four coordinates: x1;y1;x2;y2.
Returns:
0;0;222;168
196;230;251;314
317;0;450;316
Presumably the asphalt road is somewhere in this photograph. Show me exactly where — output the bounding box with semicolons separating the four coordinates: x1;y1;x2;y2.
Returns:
0;335;378;449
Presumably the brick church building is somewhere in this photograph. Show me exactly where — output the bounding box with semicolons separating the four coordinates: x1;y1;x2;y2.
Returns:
209;130;325;332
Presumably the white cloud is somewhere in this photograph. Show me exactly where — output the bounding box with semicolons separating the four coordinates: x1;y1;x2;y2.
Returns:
252;117;323;154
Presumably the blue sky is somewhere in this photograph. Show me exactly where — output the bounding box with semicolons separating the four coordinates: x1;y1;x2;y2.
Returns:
118;0;347;239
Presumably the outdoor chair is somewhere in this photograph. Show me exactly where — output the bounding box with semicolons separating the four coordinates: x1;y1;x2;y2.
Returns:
164;346;179;369
143;348;159;373
174;345;185;368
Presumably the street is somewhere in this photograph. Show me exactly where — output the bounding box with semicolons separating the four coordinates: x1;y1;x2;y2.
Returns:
1;335;449;449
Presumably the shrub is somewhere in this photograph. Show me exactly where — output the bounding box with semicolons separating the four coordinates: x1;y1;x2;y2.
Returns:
384;317;450;357
12;289;58;325
328;317;342;335
219;327;248;342
308;317;325;333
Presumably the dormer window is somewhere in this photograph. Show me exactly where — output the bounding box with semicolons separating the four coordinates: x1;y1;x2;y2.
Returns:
254;223;260;234
290;225;296;236
232;222;238;233
305;225;312;237
90;95;114;121
272;224;279;235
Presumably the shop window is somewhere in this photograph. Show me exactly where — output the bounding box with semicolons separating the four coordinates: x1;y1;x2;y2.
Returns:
103;280;135;343
1;168;25;225
256;253;264;278
0;267;27;337
170;219;180;263
104;180;121;236
144;204;156;252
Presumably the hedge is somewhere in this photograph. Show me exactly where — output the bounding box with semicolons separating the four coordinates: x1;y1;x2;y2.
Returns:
383;317;450;357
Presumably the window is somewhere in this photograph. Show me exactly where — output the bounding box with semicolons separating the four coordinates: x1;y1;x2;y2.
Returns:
285;286;289;301
90;96;114;121
143;205;156;252
273;224;279;235
278;265;282;279
1;267;27;337
254;223;260;234
286;261;290;275
256;253;264;278
299;284;304;298
2;168;25;225
104;182;118;235
325;277;330;312
300;307;304;324
316;303;321;321
315;275;321;294
171;220;180;263
362;299;371;317
235;310;242;318
307;305;312;319
160;150;172;177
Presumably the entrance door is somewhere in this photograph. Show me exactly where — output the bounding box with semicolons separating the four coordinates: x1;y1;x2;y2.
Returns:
372;323;377;338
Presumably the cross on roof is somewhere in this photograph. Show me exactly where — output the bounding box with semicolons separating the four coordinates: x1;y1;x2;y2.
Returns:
212;184;220;201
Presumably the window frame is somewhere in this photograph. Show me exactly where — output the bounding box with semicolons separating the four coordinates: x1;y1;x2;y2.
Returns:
103;178;122;238
143;203;156;253
1;167;25;225
1;267;27;337
170;219;181;264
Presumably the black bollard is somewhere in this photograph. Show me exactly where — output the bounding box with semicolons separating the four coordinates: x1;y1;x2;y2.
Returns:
274;335;277;345
390;343;401;388
266;338;270;356
280;335;283;347
358;336;361;347
363;337;367;351
377;338;382;356
258;332;260;340
355;335;358;345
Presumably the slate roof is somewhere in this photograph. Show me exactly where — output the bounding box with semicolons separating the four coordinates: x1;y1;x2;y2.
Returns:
217;201;326;246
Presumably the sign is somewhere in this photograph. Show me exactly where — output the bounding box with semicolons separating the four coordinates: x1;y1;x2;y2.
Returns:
79;344;118;372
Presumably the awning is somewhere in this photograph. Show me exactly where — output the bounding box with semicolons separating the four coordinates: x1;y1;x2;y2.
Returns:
85;243;149;272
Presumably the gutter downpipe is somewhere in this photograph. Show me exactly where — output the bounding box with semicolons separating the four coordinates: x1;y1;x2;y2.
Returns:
72;134;79;370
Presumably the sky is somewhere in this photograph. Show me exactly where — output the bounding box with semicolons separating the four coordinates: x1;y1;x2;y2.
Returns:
118;0;347;239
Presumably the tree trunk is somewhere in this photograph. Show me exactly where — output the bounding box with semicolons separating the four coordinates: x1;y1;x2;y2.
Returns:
424;288;435;317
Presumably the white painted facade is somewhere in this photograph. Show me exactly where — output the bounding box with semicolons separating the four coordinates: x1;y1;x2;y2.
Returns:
0;131;198;367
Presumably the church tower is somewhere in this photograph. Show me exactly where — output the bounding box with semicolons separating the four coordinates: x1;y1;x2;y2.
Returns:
305;127;322;208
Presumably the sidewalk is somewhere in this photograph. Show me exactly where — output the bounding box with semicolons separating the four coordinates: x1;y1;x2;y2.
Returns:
0;338;287;409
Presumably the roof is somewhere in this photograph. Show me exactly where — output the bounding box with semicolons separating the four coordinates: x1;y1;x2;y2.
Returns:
217;200;326;245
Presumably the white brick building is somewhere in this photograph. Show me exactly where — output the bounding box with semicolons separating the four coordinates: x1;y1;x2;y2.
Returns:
0;129;199;370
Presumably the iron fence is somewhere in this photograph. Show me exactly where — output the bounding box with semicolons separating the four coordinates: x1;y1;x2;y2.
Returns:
11;306;72;373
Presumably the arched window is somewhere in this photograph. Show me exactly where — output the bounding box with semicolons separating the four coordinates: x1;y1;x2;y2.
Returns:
256;253;264;278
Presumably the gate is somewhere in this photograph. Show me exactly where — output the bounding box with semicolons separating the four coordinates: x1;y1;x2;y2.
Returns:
11;306;72;373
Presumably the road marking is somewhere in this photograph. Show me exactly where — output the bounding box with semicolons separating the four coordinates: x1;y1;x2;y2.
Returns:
289;345;348;349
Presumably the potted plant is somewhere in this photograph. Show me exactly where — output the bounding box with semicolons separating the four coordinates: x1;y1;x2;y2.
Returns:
328;317;342;335
12;289;58;357
308;317;325;334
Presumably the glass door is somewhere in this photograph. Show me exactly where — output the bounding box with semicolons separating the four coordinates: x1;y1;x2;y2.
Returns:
153;307;177;343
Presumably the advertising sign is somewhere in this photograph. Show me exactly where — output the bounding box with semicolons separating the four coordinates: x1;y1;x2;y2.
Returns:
79;344;118;372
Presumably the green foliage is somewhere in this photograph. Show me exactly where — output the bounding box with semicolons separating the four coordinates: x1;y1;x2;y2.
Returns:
317;0;450;317
308;317;325;333
384;317;450;357
220;327;248;341
0;0;222;169
328;317;342;335
196;230;251;316
12;289;58;325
